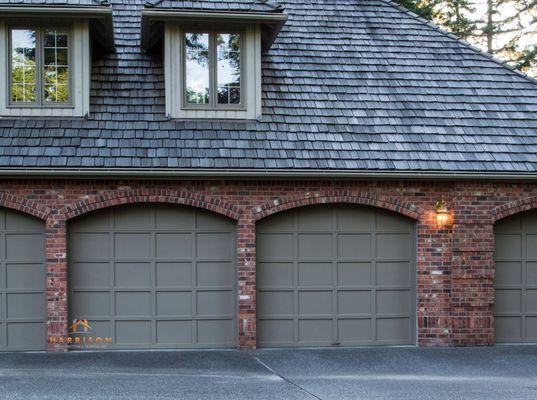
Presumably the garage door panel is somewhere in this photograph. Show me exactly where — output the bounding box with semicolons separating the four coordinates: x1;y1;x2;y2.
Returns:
6;212;43;231
495;215;521;233
6;234;44;261
70;212;110;231
376;290;411;315
115;292;152;317
527;263;537;285
338;319;372;341
7;293;44;319
258;291;293;317
376;318;410;341
338;290;371;315
337;262;371;286
71;233;109;260
257;205;416;347
197;320;233;345
115;321;152;345
7;322;45;348
495;262;522;286
495;234;522;259
197;291;232;316
526;290;537;312
156;291;191;316
156;233;191;259
376;234;410;259
156;262;191;287
376;262;411;287
155;207;195;230
526;317;537;339
526;235;537;258
495;316;522;341
196;212;232;231
6;263;45;290
298;234;332;258
258;262;293;288
495;289;522;314
114;207;153;230
298;262;332;286
299;291;332;315
71;262;110;288
115;263;151;288
115;233;151;259
197;233;232;259
338;234;370;259
298;319;332;342
257;213;293;232
156;320;192;344
197;262;233;287
257;234;293;260
71;292;110;317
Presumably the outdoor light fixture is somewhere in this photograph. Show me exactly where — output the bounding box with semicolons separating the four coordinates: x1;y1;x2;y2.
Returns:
435;200;452;227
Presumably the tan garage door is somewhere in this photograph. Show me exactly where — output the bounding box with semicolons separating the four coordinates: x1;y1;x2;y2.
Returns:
257;205;416;347
69;204;236;349
494;211;537;343
0;208;46;351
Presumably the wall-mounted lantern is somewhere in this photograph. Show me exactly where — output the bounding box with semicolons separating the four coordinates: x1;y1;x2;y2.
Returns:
435;200;452;227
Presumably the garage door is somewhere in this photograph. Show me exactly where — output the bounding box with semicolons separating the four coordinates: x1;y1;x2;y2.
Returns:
494;211;537;343
257;205;416;347
0;208;46;351
69;204;236;349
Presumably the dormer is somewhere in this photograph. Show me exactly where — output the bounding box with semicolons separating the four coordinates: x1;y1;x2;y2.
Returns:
141;0;287;120
0;1;114;118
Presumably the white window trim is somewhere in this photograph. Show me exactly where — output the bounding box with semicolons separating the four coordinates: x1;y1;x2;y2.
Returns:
0;19;91;118
165;23;262;120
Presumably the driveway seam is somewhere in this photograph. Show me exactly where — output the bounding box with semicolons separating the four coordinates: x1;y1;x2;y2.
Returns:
248;352;323;400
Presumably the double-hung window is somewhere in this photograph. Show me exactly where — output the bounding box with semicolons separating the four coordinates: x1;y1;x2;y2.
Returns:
9;26;71;106
184;32;242;108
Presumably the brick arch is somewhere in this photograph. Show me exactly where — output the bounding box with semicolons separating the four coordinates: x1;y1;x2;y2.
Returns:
492;196;537;222
60;189;242;221
252;191;421;221
0;193;51;221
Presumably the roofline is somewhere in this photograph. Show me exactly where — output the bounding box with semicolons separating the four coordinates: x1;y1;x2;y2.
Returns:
0;168;536;181
0;5;115;51
141;9;288;52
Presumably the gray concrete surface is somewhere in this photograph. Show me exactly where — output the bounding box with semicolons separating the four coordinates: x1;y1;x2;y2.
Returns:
0;346;536;399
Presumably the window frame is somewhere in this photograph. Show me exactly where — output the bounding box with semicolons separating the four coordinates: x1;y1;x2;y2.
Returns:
7;24;74;109
181;30;245;111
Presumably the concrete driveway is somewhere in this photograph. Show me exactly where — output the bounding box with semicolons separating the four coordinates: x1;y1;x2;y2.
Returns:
0;346;536;399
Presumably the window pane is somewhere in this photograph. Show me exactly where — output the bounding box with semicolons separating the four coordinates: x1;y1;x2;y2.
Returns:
43;29;69;103
217;33;240;105
11;29;37;102
185;33;209;105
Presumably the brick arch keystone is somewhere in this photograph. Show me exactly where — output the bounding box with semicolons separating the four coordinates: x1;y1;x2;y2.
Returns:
0;192;51;220
492;196;537;222
60;189;242;221
252;191;422;221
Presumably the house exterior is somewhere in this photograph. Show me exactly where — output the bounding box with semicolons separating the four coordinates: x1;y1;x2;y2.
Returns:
0;0;536;352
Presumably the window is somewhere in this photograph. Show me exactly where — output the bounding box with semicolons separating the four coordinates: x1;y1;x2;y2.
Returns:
164;24;261;120
184;32;242;108
9;26;71;106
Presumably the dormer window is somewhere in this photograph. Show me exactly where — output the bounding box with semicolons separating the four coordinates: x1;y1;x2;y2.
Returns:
184;32;242;108
9;27;71;106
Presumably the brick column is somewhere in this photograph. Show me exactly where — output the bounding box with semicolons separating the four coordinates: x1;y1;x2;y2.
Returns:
237;214;257;349
45;215;68;352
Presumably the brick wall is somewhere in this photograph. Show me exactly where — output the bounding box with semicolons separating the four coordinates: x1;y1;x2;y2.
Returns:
2;178;536;351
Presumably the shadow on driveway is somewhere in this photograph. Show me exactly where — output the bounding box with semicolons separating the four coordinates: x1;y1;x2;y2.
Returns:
0;346;536;399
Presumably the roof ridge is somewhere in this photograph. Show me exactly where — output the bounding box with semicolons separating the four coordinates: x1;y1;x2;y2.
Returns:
378;0;537;87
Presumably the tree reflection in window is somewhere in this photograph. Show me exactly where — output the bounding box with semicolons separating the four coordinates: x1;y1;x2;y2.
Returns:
43;29;69;103
11;29;37;102
185;33;210;105
217;33;240;105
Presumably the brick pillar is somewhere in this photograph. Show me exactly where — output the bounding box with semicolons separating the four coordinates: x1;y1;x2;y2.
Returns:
450;184;495;345
45;216;68;352
237;214;256;349
417;204;454;346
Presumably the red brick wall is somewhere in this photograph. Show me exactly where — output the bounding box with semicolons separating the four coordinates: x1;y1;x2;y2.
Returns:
1;178;536;351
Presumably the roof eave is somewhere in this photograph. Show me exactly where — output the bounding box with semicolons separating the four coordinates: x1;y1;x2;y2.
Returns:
0;4;115;52
141;9;288;53
0;168;535;181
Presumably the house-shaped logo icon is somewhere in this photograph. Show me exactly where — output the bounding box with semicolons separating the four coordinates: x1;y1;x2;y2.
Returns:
69;319;92;333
